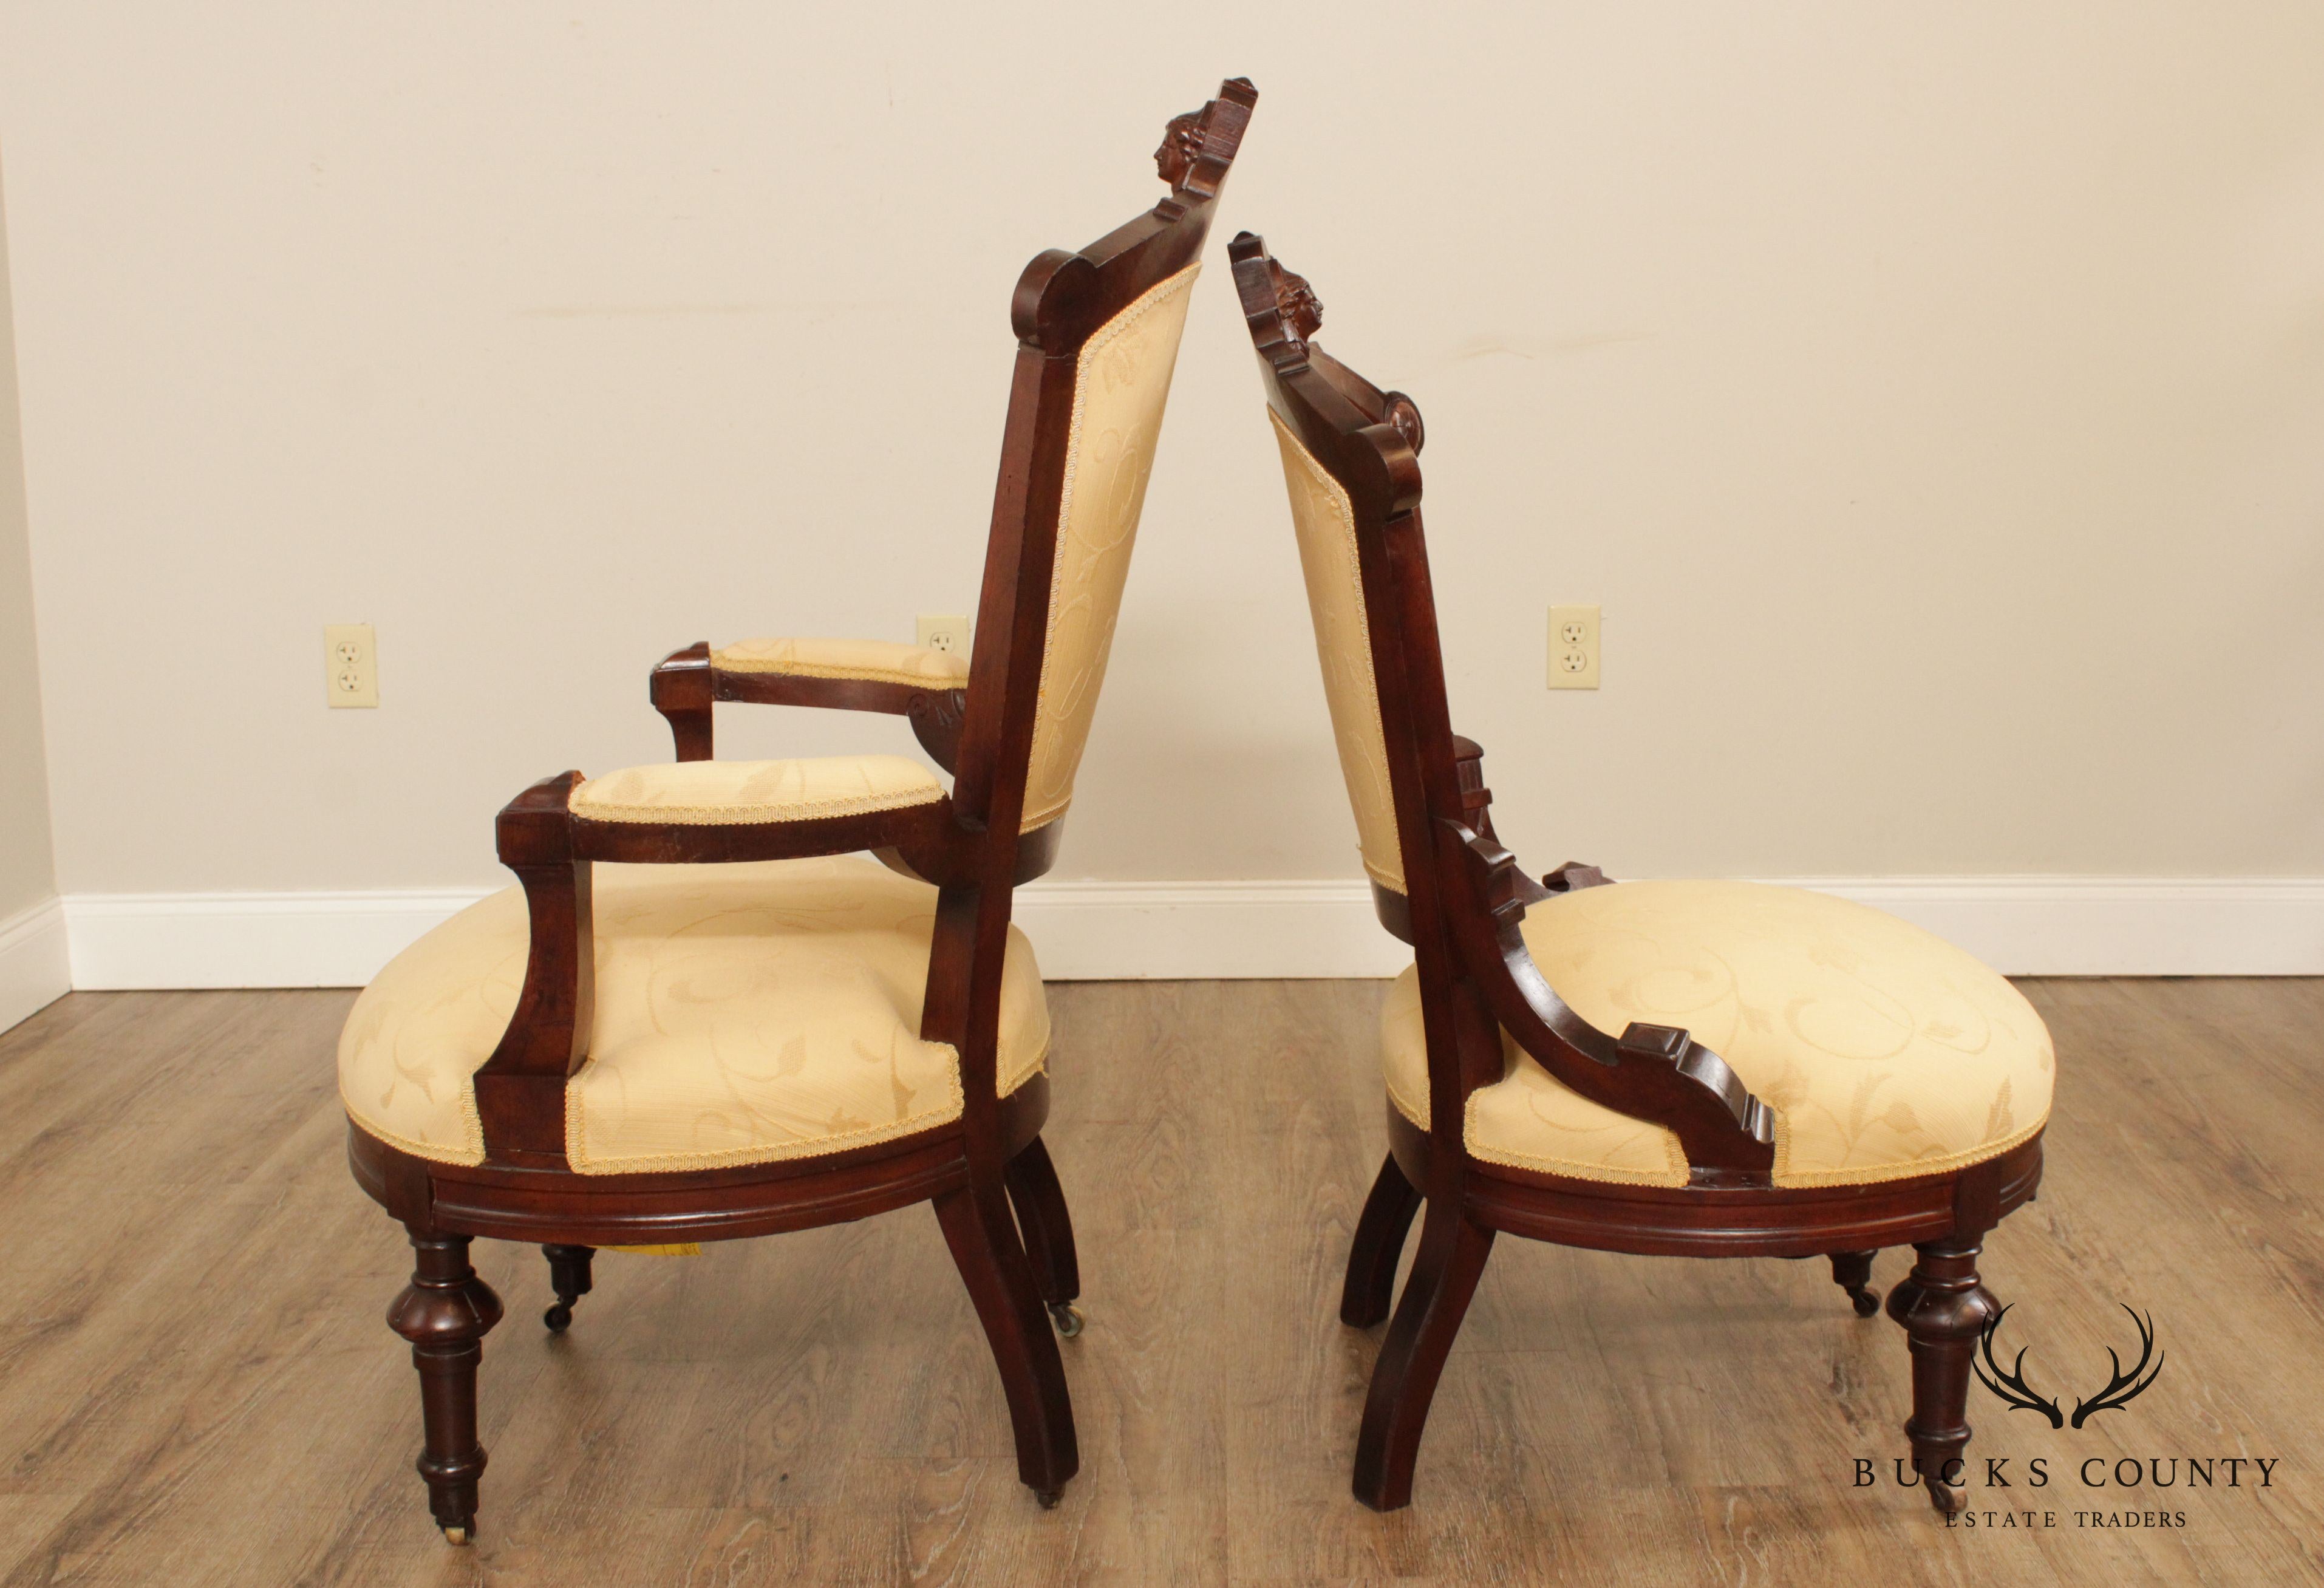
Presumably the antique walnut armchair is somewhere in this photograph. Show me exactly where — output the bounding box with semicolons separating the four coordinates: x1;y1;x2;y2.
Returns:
336;78;1255;1544
1230;233;2052;1515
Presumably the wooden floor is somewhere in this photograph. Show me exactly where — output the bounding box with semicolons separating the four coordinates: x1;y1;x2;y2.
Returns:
0;978;2319;1585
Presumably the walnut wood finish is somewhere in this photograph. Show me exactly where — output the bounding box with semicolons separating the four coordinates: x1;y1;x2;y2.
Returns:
1004;1133;1085;1337
649;639;972;772
385;1235;503;1544
346;80;1256;1543
1231;230;2044;1514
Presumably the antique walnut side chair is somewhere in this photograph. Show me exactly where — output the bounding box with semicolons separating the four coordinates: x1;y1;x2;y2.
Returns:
1229;232;2052;1515
336;78;1256;1543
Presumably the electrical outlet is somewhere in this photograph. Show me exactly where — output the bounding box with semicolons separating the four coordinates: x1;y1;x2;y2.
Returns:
915;614;972;656
325;623;378;707
1547;604;1599;690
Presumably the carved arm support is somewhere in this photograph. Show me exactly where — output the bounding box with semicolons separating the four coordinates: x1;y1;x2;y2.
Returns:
470;772;596;1168
468;765;972;1167
1430;745;1776;1176
650;641;970;771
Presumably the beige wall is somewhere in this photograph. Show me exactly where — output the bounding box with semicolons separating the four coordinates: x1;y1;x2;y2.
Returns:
1;4;2319;899
0;154;56;920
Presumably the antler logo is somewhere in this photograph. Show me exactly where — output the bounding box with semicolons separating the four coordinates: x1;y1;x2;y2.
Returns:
2071;1305;2164;1428
1972;1303;2164;1429
1974;1304;2062;1426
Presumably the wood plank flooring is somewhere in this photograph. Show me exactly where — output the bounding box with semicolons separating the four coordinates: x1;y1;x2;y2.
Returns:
0;977;2319;1584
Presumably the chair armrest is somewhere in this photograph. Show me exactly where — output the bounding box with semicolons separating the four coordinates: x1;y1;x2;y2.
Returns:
467;758;968;1165
652;639;972;769
1439;816;1775;1177
715;636;971;690
567;754;957;867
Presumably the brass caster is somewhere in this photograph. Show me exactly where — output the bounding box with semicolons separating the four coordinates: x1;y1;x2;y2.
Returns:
441;1525;472;1546
544;1303;573;1333
1035;1488;1063;1510
1048;1302;1084;1339
1847;1287;1880;1318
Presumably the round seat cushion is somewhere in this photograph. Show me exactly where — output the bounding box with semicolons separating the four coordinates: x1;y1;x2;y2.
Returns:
1382;879;2052;1188
338;856;1050;1175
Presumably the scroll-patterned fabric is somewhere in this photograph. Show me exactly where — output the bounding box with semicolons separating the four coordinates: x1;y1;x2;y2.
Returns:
1382;879;2053;1187
1268;409;1403;891
711;636;971;688
338;857;1050;1173
1022;264;1202;830
571;755;941;826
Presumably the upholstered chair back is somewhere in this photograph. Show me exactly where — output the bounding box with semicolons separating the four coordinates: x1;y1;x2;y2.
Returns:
1265;407;1405;892
947;80;1255;850
1020;263;1202;829
1234;240;1428;903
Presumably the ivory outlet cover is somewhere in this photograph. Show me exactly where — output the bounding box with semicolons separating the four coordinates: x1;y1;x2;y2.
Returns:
325;623;378;707
916;615;972;655
1548;604;1599;690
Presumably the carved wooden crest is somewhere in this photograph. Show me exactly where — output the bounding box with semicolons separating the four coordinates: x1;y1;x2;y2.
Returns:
1157;77;1256;203
1228;231;1318;365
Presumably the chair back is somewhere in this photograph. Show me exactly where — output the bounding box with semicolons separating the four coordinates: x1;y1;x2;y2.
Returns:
1229;231;1453;933
1233;231;1780;1180
916;82;1255;1135
956;80;1258;843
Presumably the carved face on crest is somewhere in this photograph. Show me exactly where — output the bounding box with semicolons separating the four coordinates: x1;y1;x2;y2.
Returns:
1154;112;1204;188
1270;261;1323;342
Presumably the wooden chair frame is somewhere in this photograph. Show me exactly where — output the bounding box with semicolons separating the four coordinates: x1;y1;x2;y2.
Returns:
348;78;1257;1543
1228;230;2042;1515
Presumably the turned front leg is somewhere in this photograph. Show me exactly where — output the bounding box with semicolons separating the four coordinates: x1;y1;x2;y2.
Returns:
388;1232;505;1544
1886;1235;1997;1515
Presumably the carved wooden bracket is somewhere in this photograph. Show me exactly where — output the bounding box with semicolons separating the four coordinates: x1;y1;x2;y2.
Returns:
1449;734;1501;845
1445;739;1544;908
907;687;969;774
1440;815;1776;1175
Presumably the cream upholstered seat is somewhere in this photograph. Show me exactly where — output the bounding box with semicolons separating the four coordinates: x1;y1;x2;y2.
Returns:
338;856;1050;1174
1382;879;2052;1190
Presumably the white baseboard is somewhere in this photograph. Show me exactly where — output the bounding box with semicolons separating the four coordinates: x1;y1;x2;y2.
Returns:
1013;880;1411;980
66;890;491;992
0;896;72;1031
56;880;1408;989
55;875;2324;991
1772;876;2324;978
